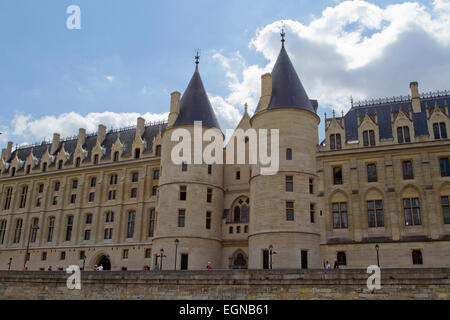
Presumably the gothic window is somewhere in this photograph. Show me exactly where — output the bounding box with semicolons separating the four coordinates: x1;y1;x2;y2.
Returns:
332;202;348;229
363;130;375;147
228;197;250;223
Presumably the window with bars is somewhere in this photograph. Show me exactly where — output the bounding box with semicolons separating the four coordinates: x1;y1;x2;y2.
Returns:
367;200;384;228
332;202;348;229
403;198;421;226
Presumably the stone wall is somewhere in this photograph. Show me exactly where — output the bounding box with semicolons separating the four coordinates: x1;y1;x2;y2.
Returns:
0;268;449;300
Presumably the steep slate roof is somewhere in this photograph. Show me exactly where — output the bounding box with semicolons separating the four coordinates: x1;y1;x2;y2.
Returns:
254;42;315;114
3;122;166;173
173;63;221;130
343;95;450;143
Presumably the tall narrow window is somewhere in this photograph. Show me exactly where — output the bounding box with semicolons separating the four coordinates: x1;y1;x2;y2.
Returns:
149;209;156;237
127;211;135;238
241;205;249;223
397;127;404;143
54;181;60;191
105;211;114;223
26;165;31;174
286;176;293;192
208;165;212;175
182;162;188;172
206;211;211;229
153;170;159;180
38;184;44;193
11;167;16;177
65;215;73;241
236;171;241;180
47;217;55;242
152;186;157;196
330;134;336;150
86;214;93;224
42;162;47;172
180;186;187;201
0;220;7;244
367;200;384;228
369;130;375;146
439;158;450;177
310;203;315;223
367;164;378;182
70;194;77;204
207;188;212;203
104;228;113;239
363;130;369;147
134;148;140;159
110;174;118;185
402;160;414;180
155;145;161;157
19;185;28;208
286;201;294;221
88;192;95;202
72;179;78;189
332;202;348;229
363;130;375;147
309;178;314;194
84;229;91;241
178;209;186;227
234;206;241;223
90;177;96;187
403;198;421;226
336;134;342;150
132;172;139;182
58;160;63;169
333;167;343;185
93;154;99;165
286;148;292;160
30;218;39;243
441;196;450;224
13;219;23;243
4;187;13;210
75;157;81;168
404;126;411;142
440;122;448;139
114;151;119;162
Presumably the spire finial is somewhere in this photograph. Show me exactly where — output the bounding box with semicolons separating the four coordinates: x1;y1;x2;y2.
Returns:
350;95;354;108
244;103;248;113
280;21;286;45
195;49;200;65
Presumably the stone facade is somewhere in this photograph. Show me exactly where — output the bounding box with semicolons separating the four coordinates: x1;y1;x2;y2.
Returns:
0;39;449;272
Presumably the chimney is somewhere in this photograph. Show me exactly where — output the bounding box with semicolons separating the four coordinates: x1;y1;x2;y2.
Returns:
168;91;181;126
259;73;272;112
50;133;60;154
3;141;13;161
136;117;145;138
97;124;106;145
77;128;86;147
410;81;421;113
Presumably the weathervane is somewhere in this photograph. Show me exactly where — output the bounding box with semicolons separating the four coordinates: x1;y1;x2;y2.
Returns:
280;21;286;44
195;49;200;65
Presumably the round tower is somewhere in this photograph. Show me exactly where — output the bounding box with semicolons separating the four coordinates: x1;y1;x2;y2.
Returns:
152;56;224;270
248;33;321;269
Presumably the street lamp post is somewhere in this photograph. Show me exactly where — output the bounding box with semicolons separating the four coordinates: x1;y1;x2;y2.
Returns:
24;224;39;269
268;245;273;270
375;244;380;267
174;239;179;270
157;248;166;270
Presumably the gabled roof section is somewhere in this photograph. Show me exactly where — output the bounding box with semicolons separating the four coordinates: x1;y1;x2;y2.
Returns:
267;43;314;112
173;63;221;130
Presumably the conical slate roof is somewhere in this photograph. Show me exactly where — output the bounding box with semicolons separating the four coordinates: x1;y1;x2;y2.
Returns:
267;43;314;112
173;64;221;130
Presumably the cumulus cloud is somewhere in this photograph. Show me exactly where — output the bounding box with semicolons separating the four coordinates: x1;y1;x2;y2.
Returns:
8;111;168;143
216;0;450;113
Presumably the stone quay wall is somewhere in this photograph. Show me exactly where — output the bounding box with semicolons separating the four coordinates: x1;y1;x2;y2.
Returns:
0;268;449;300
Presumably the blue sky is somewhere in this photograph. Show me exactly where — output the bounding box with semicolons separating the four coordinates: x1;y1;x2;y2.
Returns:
1;0;449;146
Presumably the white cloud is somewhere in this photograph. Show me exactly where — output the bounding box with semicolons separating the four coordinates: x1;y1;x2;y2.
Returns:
215;0;450;113
8;111;168;143
104;75;115;82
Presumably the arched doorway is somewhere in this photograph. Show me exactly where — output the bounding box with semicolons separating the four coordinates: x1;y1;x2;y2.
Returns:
97;255;111;270
229;250;248;269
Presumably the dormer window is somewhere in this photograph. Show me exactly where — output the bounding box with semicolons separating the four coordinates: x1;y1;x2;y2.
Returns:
113;151;119;162
134;148;140;159
330;134;341;150
363;130;375;147
93;154;99;165
397;126;411;143
11;167;16;177
42;162;47;172
75;157;81;168
58;160;63;170
433;122;447;140
26;165;31;174
155;145;161;157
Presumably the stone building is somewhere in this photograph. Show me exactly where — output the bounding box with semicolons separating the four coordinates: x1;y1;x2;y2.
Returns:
0;37;449;271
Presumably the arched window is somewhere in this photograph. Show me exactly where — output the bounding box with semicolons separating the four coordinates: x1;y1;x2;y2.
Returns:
230;250;248;269
228;196;250;223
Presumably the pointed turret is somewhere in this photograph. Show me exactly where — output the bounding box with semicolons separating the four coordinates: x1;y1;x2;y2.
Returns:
255;31;314;113
173;55;221;130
